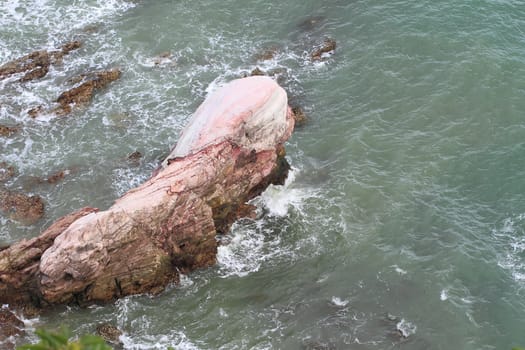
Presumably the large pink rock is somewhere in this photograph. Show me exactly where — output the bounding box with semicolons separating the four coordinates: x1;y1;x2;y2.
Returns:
0;76;294;306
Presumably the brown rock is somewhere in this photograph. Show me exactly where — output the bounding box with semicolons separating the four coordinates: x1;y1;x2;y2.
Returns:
0;189;45;224
0;125;20;137
250;67;266;76
95;323;123;345
45;170;69;184
291;106;307;126
54;69;121;116
0;308;25;343
311;37;336;61
0;41;81;82
126;151;142;166
0;76;294;307
0;207;98;306
0;162;16;182
27;105;44;118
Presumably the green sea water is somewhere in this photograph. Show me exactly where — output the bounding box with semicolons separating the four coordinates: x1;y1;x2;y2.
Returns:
2;0;525;349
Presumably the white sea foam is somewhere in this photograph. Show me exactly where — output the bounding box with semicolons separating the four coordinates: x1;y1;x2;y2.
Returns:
216;223;267;278
396;318;417;338
391;265;408;275
254;168;309;217
330;296;349;307
440;289;449;301
120;333;201;350
492;214;525;285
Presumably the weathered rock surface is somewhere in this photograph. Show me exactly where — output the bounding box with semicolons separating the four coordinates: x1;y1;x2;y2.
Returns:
0;189;45;224
0;76;294;307
0;41;81;82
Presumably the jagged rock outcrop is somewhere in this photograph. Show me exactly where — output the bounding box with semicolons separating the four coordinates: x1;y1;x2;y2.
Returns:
0;76;294;307
0;41;81;82
54;69;121;116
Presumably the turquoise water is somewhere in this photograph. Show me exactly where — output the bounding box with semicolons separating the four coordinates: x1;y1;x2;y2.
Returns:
2;0;525;349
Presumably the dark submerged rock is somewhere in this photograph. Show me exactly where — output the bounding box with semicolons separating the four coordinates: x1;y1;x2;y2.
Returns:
297;16;326;32
126;151;142;165
253;45;280;62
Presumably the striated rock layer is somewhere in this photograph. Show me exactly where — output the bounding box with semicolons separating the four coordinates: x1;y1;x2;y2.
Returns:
0;76;294;307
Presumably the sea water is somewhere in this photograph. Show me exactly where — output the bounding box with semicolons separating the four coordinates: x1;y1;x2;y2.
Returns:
2;0;525;349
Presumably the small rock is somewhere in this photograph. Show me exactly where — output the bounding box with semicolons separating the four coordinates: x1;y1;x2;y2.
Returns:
310;37;336;61
127;151;142;165
45;169;69;184
95;323;123;345
0;125;20;137
27;105;44;118
0;189;45;224
0;308;25;342
250;67;266;76
0;162;16;182
291;106;307;126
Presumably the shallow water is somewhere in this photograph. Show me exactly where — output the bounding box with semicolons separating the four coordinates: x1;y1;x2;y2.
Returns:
2;0;525;349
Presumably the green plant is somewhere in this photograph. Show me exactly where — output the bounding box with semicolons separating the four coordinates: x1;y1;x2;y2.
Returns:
17;328;112;350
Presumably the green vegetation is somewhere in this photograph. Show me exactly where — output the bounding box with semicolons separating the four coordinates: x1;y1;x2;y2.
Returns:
17;328;111;350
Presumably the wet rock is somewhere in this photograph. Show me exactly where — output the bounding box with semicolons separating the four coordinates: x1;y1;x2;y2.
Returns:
0;189;45;224
126;151;142;165
291;106;307;126
250;67;266;76
44;169;70;184
95;323;123;346
0;162;16;182
0;124;20;137
53;69;121;116
27;105;44;118
310;37;336;61
0;41;81;82
0;308;25;342
0;76;294;306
